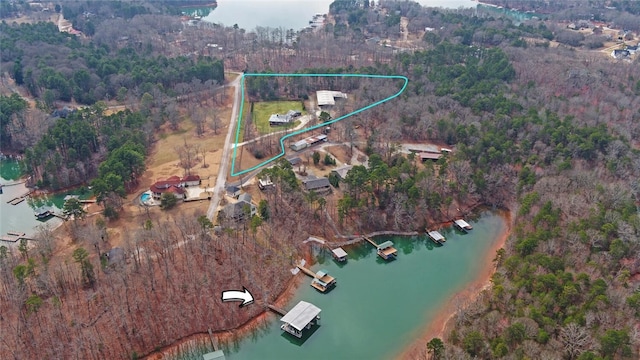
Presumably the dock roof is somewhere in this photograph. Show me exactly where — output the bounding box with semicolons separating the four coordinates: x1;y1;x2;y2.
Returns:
377;240;394;250
202;350;226;360
331;247;348;258
428;231;444;241
280;301;321;331
454;219;471;228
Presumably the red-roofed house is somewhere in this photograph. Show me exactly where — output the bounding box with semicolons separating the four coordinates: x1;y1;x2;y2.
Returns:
150;176;185;200
182;174;201;187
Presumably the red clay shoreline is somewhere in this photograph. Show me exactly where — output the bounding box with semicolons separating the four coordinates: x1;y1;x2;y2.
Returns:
396;209;512;359
144;208;511;359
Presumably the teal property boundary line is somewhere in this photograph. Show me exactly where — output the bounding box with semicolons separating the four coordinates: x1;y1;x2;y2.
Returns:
230;73;409;177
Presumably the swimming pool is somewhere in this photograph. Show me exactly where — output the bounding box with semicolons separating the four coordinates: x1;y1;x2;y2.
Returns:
140;193;151;203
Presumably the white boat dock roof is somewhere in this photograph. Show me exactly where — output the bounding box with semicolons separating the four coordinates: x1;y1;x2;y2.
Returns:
428;231;444;241
332;247;348;258
280;301;321;331
454;219;471;228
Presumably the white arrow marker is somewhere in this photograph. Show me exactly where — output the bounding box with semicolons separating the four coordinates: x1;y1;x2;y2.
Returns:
221;287;254;307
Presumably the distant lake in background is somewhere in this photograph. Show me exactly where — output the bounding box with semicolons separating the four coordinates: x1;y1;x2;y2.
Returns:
201;0;477;32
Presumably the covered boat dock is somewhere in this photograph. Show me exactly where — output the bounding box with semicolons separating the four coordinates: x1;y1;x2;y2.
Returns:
454;219;473;232
280;301;321;338
376;240;398;260
331;247;348;262
427;230;445;245
311;270;336;292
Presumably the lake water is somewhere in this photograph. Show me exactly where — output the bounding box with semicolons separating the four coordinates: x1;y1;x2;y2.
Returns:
205;211;507;360
0;159;90;240
201;0;477;31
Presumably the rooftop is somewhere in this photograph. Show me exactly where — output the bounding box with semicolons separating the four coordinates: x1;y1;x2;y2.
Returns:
316;90;348;106
280;301;321;331
377;240;394;250
331;164;353;179
454;219;471;228
332;247;348;258
303;177;331;191
202;350;226;360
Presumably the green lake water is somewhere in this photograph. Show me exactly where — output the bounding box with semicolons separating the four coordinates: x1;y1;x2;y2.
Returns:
0;159;92;237
213;211;506;360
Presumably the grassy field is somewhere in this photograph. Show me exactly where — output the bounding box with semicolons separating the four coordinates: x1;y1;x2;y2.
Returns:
252;100;305;135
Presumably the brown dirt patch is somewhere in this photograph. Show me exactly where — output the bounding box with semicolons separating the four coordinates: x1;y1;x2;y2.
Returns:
325;144;351;165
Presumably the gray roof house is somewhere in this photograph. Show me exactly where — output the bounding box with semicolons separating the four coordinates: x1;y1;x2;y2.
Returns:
302;177;331;194
226;185;241;198
222;194;256;221
331;164;353;180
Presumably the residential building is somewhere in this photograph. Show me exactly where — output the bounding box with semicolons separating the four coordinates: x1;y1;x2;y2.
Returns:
226;185;241;198
222;194;256;221
302;177;331;194
182;174;201;187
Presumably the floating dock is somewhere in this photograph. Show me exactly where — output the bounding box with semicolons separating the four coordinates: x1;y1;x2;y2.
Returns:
6;190;32;205
331;247;348;262
279;301;321;339
0;232;32;243
297;265;336;292
427;230;445;245
454;219;473;232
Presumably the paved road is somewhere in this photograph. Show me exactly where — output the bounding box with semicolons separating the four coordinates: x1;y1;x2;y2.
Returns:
207;73;243;220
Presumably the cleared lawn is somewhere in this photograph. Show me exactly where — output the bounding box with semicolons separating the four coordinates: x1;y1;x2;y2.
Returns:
252;100;305;134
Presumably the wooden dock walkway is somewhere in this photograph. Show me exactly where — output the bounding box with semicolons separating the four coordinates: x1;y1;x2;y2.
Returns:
267;304;287;316
51;212;68;220
297;265;317;278
363;236;378;248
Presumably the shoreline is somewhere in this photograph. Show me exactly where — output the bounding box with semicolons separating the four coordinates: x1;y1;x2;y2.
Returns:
395;209;512;359
144;261;305;359
144;206;500;359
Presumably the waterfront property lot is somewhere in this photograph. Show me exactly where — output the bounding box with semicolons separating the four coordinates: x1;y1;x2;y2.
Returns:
252;101;305;134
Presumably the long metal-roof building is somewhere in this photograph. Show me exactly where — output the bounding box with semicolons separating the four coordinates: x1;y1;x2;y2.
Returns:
316;90;348;106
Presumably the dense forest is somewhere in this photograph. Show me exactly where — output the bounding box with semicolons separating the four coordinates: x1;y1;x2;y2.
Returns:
1;0;640;359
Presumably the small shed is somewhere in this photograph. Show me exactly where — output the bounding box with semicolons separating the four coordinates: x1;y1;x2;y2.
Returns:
280;301;321;338
331;247;348;262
